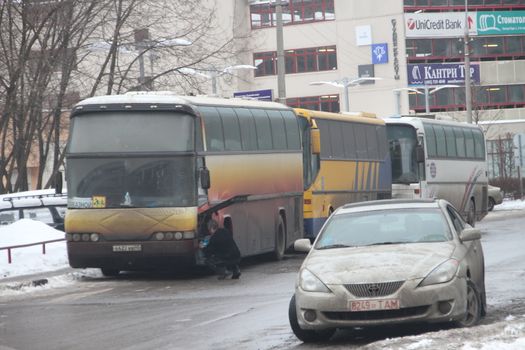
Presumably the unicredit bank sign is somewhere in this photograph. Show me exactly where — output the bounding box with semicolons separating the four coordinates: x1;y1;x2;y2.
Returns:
405;12;477;38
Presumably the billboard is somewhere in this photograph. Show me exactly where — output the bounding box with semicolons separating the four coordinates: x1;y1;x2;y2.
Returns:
407;63;480;86
404;12;477;38
477;11;525;35
233;89;273;101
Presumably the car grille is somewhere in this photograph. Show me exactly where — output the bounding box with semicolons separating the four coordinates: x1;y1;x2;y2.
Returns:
344;281;405;297
323;305;430;321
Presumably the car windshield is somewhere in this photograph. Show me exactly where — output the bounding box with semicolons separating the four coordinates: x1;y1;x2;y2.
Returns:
315;208;452;249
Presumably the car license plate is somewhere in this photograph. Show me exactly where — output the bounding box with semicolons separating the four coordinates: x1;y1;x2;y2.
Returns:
112;244;142;252
349;299;400;312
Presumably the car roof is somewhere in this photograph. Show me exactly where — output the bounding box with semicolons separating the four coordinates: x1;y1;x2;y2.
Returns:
336;199;445;215
0;189;67;210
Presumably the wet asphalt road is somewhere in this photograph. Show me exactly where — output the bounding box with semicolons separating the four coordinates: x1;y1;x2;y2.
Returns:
0;209;524;350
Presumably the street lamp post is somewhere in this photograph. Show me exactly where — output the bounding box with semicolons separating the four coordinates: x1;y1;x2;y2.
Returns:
179;65;257;96
464;0;473;123
309;77;382;112
395;85;459;114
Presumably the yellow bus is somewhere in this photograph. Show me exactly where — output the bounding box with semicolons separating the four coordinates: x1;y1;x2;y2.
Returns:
295;109;392;239
64;93;305;276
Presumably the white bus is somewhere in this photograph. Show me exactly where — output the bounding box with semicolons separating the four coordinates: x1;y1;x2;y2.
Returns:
384;116;488;226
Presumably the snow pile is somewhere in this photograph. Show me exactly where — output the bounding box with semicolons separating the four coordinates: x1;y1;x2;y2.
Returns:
0;219;68;279
494;199;525;211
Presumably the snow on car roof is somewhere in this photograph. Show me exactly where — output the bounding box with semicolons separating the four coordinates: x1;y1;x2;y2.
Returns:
0;189;67;210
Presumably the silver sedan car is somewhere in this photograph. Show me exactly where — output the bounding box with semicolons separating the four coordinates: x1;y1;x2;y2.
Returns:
289;199;486;343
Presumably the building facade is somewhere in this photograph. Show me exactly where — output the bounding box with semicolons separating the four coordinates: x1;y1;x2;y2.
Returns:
224;0;525;124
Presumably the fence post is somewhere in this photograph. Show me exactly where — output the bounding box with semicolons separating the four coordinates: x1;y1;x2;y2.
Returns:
8;248;12;264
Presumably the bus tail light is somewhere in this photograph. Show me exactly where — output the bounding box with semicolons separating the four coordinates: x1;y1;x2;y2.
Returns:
414;189;420;195
304;199;312;205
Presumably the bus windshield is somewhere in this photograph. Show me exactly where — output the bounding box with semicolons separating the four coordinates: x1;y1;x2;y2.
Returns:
68;111;194;153
67;111;196;208
67;157;196;208
387;124;419;184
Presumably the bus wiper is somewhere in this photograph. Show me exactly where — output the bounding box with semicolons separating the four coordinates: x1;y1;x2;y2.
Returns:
317;244;352;250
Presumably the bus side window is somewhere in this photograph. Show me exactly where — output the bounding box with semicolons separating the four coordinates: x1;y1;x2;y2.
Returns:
280;110;301;150
376;125;388;160
200;107;224;152
251;108;273;150
235;108;258;151
354;123;368;160
434;125;447;158
217;107;242;151
423;124;437;157
454;127;466;158
465;129;475;159
329;120;345;159
365;124;379;160
473;129;485;159
316;119;332;159
343;123;357;159
267;110;287;150
444;126;457;158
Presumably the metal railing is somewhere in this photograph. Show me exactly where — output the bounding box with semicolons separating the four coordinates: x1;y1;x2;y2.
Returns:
1;238;65;264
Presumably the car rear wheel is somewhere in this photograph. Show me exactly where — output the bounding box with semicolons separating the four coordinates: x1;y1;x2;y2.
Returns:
288;295;335;343
455;280;481;327
488;197;495;212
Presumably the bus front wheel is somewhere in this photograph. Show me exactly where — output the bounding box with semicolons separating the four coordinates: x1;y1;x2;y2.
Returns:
101;268;120;277
273;216;286;261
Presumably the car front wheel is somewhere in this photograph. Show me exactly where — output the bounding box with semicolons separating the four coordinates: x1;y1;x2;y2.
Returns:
455;280;482;327
488;197;495;211
288;295;335;343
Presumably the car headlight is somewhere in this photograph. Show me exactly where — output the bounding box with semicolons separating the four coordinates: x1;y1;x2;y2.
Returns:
299;269;331;293
419;259;459;287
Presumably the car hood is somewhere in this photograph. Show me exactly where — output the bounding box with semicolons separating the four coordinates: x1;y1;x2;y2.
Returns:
305;242;456;284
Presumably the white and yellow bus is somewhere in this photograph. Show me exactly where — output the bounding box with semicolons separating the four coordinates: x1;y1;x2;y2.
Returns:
384;116;488;226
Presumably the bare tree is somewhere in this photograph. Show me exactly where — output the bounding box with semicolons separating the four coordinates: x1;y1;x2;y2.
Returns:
0;0;253;193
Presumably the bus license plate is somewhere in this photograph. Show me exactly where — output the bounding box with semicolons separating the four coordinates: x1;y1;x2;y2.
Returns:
112;244;142;252
350;299;400;312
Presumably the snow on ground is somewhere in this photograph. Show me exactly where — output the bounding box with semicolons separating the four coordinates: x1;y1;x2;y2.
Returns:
494;198;525;211
0;219;68;279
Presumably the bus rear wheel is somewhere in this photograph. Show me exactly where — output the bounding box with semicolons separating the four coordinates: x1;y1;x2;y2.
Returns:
467;199;476;227
273;216;286;261
101;268;120;277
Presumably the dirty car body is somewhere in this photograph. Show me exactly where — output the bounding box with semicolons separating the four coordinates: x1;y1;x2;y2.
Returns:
289;199;486;342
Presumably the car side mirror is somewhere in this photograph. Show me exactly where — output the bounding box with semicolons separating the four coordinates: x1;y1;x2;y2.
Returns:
460;227;481;242
200;167;210;190
294;238;312;253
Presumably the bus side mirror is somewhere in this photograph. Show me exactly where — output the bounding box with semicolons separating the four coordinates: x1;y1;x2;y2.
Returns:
55;172;63;194
416;144;425;163
200;167;210;190
311;128;321;155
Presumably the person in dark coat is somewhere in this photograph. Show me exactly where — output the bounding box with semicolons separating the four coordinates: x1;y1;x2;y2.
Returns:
204;219;241;280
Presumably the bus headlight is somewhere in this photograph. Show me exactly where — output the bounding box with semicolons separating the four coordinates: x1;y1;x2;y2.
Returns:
155;232;165;241
174;232;183;240
72;233;81;242
90;233;100;242
165;232;174;240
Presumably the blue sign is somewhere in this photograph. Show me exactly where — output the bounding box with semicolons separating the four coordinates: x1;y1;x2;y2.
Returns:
233;89;273;101
407;63;480;86
371;43;389;64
